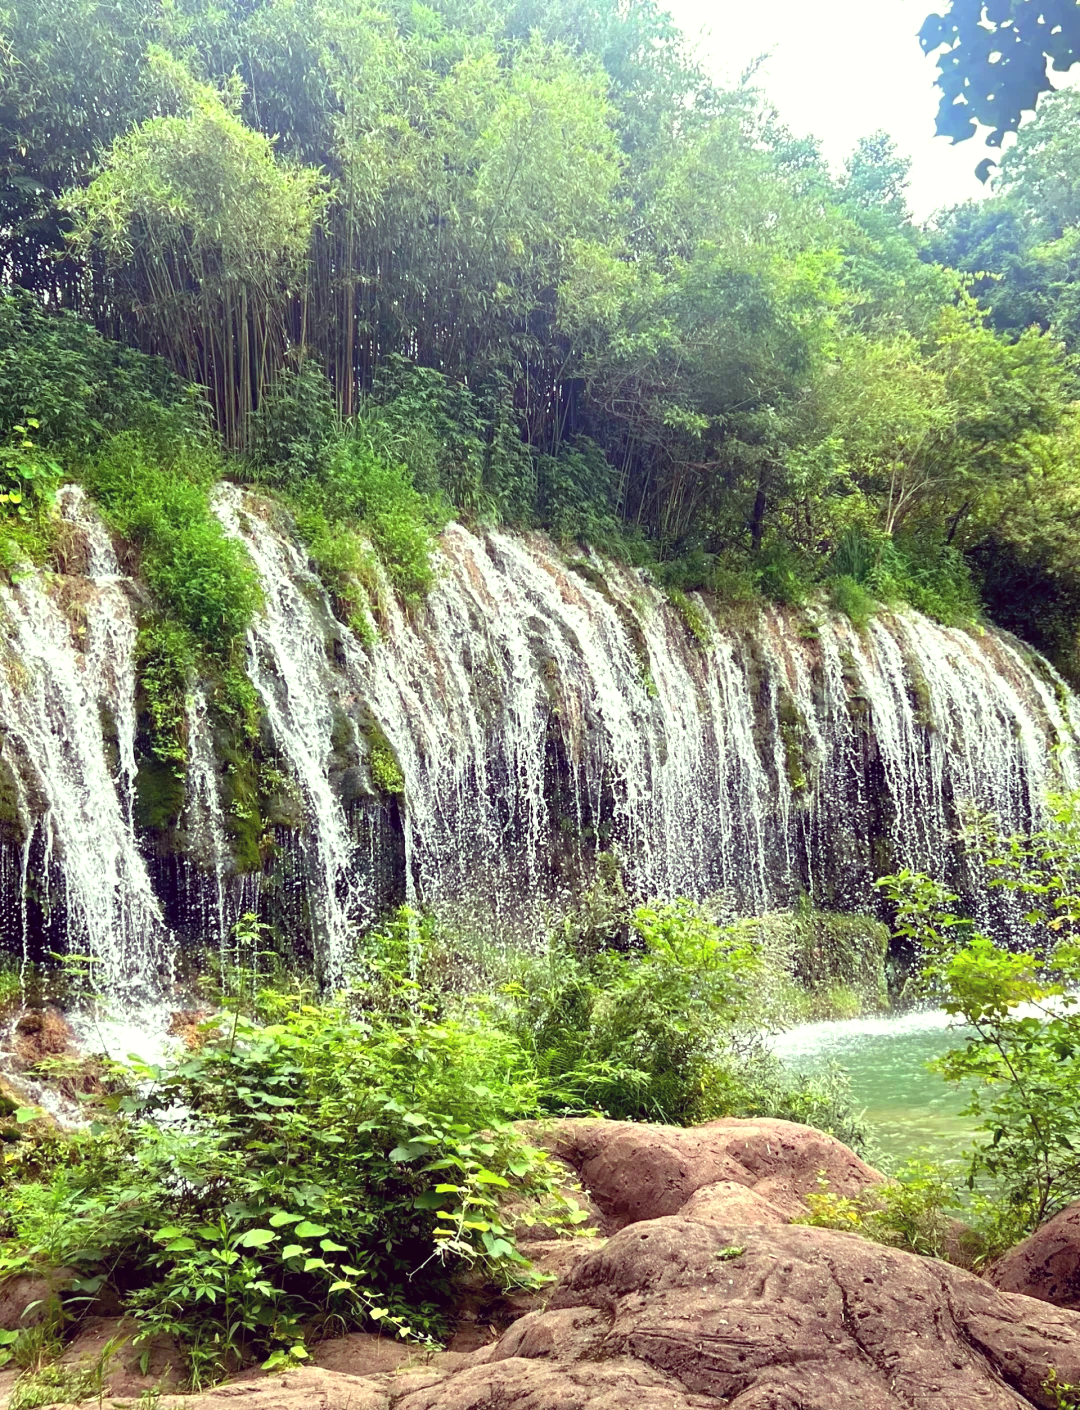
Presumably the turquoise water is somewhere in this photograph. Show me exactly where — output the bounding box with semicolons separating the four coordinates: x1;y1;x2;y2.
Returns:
771;1009;977;1168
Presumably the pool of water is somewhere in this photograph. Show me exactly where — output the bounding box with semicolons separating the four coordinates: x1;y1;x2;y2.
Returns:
771;1008;977;1168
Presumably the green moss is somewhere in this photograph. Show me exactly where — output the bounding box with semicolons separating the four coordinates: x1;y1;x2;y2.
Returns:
666;586;713;648
0;754;27;846
362;717;405;796
210;659;275;872
568;558;607;591
134;756;186;831
777;690;809;793
219;751;263;871
838;647;871;728
136;621;193;770
897;639;935;731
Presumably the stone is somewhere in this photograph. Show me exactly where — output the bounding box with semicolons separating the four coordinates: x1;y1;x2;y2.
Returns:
311;1334;417;1378
393;1218;1080;1409
546;1115;882;1228
678;1179;790;1226
0;1270;74;1330
172;1368;389;1410
989;1201;1080;1309
59;1315;184;1397
12;1007;76;1068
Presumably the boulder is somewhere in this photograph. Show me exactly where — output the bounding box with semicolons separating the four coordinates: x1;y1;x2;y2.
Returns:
547;1115;882;1228
0;1270;74;1330
311;1334;417;1378
989;1202;1080;1309
33;1118;1080;1410
393;1218;1080;1409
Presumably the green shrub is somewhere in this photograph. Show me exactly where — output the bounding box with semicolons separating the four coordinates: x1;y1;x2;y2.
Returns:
880;791;1080;1251
0;293;204;452
83;433;260;653
0;1002;583;1385
796;1156;963;1260
369;358;533;524
830;525;980;626
827;573;877;629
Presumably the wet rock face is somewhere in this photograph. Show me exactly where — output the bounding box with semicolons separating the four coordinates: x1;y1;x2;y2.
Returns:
989;1202;1080;1311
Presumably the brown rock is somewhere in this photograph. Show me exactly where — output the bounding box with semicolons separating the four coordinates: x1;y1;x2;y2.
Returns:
679;1180;790;1227
311;1333;416;1378
989;1201;1080;1309
60;1316;183;1397
167;1010;219;1051
395;1218;1080;1409
180;1368;389;1410
0;1270;73;1330
547;1116;882;1228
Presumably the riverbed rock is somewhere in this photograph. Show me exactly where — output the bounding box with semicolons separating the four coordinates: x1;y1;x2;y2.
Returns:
989;1201;1080;1309
12;1006;76;1069
545;1115;883;1228
393;1218;1080;1409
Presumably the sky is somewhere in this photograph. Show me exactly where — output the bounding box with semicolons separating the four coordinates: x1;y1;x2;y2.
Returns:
663;0;994;223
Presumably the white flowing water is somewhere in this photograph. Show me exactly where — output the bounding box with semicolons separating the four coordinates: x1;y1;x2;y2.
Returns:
1;485;1077;993
0;487;168;994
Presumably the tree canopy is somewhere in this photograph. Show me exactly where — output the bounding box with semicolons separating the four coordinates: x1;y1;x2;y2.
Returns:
920;0;1080;179
2;0;1080;674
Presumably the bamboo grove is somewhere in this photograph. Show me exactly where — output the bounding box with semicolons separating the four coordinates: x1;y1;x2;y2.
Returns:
6;0;1080;671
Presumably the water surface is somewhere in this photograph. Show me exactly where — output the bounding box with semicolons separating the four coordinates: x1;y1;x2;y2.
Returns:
772;1008;977;1167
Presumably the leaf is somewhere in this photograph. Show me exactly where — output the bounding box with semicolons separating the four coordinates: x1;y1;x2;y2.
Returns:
389;1143;427;1163
303;1257;330;1272
13;1107;39;1124
269;1212;304;1228
153;1227;187;1243
319;1239;348;1252
238;1229;278;1249
293;1221;329;1238
475;1171;509;1187
281;1245;308;1259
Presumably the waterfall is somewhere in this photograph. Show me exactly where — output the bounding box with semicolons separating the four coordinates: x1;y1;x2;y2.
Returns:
2;484;1078;989
0;487;168;993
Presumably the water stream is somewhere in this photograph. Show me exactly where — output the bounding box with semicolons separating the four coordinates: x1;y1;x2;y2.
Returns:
773;1009;976;1166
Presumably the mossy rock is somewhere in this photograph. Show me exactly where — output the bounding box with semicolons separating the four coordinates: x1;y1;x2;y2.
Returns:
0;753;28;847
134;757;186;832
359;712;405;797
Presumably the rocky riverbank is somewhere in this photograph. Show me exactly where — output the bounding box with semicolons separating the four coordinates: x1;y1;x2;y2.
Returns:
5;1117;1080;1410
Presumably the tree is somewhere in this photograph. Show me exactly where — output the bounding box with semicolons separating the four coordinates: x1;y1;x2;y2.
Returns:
920;0;1080;178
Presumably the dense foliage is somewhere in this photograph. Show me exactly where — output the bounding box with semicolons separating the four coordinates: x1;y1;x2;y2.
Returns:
4;0;1080;666
0;897;867;1384
881;791;1080;1255
920;0;1080;165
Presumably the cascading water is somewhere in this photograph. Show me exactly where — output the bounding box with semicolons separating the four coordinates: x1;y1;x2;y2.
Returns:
0;487;168;994
2;484;1078;990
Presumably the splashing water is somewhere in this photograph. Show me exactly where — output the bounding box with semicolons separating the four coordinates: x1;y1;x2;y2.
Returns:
0;485;1076;992
0;487;168;995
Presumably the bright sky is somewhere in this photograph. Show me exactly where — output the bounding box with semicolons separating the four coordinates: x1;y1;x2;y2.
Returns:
664;0;995;222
